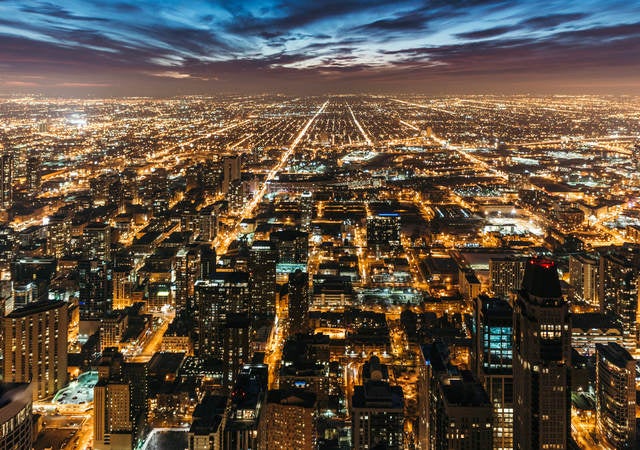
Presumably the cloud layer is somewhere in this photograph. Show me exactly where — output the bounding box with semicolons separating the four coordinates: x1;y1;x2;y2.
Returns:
0;0;639;95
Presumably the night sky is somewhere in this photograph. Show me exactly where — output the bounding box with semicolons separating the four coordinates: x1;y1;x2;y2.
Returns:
1;0;639;96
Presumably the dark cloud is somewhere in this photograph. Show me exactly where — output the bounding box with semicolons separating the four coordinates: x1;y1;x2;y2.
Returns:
456;26;516;39
20;2;108;22
521;13;589;29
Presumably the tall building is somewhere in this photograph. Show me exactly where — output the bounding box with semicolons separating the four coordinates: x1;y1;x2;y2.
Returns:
595;343;636;449
569;253;600;308
25;156;41;198
78;259;113;320
249;241;277;317
222;155;241;194
0;153;12;210
84;222;112;261
430;371;493;450
366;213;401;247
195;271;250;385
513;259;571;450
258;389;317;450
46;214;71;259
598;245;640;351
489;256;526;300
94;351;134;450
288;269;309;335
0;382;33;450
223;363;268;450
2;300;68;401
473;295;513;450
270;230;309;266
351;379;404;450
300;191;313;231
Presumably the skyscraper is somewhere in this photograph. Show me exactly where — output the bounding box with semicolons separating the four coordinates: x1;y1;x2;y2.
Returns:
2;300;68;401
0;153;12;210
249;241;277;317
288;269;309;335
25;156;41;198
473;295;513;450
430;371;493;450
599;244;640;352
351;379;404;450
513;259;571;450
595;342;636;449
195;271;250;384
568;253;600;308
222;155;241;194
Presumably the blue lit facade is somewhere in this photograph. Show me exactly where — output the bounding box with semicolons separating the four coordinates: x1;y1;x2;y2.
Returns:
473;295;513;450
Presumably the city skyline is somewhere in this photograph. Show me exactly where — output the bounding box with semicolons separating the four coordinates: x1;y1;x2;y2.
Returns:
1;0;640;96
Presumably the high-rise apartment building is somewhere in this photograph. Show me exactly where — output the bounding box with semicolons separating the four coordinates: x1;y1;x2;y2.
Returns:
598;244;640;351
596;342;636;449
288;269;309;335
196;271;250;384
513;259;571;450
2;300;68;401
0;153;12;210
222;155;241;194
489;256;526;300
430;371;493;450
258;389;317;450
0;382;33;450
569;253;600;308
351;380;404;450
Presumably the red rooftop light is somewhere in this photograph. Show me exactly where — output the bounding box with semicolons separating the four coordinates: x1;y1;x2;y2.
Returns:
530;258;555;269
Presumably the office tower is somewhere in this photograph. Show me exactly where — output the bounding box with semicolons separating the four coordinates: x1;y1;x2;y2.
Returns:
596;343;636;449
270;230;309;265
123;361;148;444
473;295;513;450
0;383;33;450
569;253;600;308
222;155;241;194
2;300;68;401
489;256;527;300
84;222;112;261
78;259;113;320
223;363;268;450
25;156;41;197
351;379;404;450
0;153;12;210
288;269;309;335
195;271;250;384
513;259;571;450
300;191;313;231
431;371;493;450
258;389;317;450
599;245;640;351
366;213;401;247
249;241;277;317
